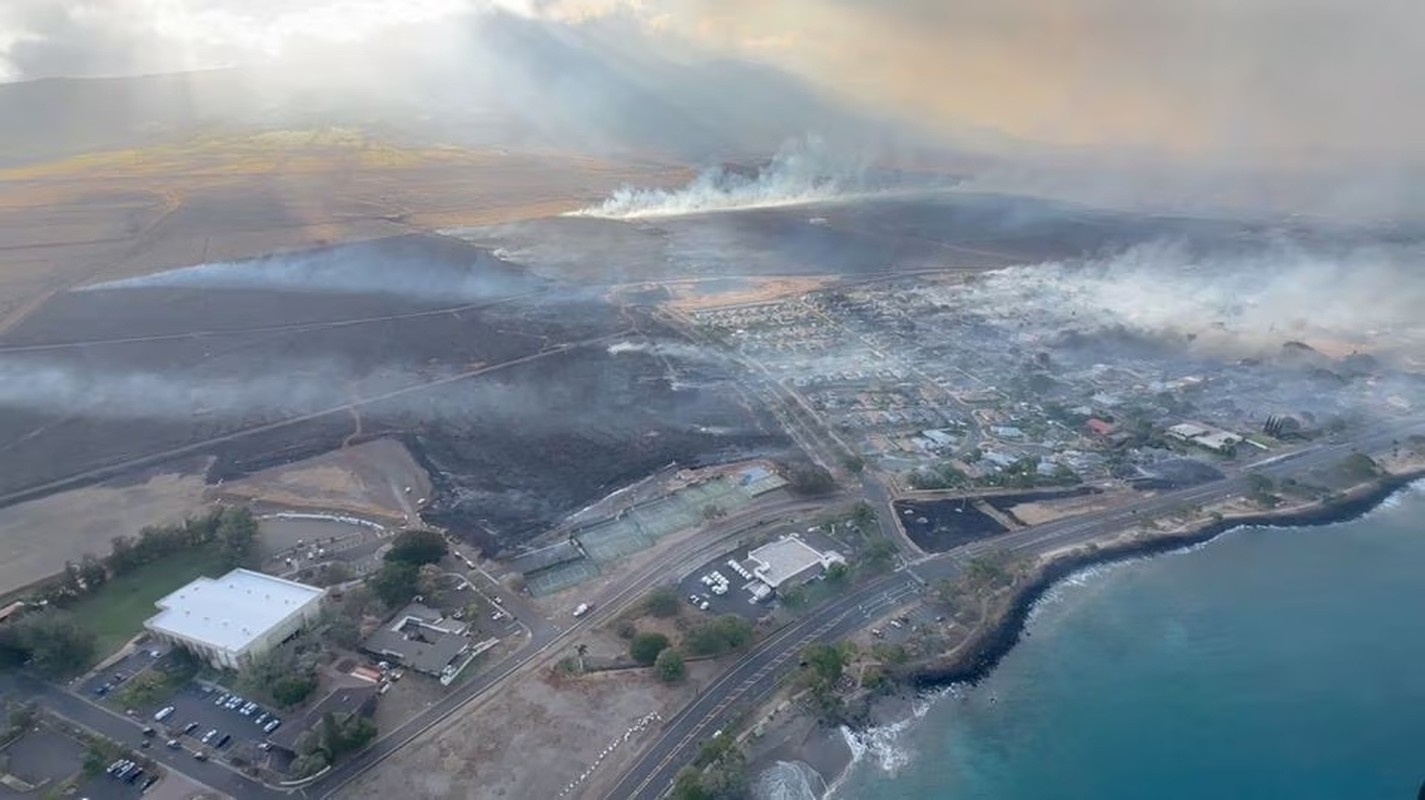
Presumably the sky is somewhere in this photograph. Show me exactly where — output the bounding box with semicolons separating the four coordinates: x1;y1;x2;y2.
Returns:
2;0;1422;168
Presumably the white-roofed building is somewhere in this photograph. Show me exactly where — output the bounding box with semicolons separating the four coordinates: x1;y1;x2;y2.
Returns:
746;535;845;592
144;569;325;669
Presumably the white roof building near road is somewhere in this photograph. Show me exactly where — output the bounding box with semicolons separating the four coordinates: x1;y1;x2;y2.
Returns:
746;535;845;590
144;569;325;669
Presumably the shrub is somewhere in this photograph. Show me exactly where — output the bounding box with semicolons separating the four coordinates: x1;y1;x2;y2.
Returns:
630;632;670;665
384;530;448;567
645;586;681;618
655;648;686;683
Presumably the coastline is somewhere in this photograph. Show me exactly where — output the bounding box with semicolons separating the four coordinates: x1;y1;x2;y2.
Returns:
900;466;1425;689
748;465;1425;798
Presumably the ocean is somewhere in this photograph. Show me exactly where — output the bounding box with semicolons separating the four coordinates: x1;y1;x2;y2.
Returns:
833;481;1425;800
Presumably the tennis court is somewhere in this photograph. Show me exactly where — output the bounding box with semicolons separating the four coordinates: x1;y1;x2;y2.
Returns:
577;518;652;563
525;559;600;597
631;497;700;540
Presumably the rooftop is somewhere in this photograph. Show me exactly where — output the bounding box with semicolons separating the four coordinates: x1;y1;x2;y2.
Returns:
746;535;842;589
362;606;469;675
145;569;325;654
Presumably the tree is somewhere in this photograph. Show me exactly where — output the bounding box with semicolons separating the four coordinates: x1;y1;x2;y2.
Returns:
630;632;671;665
369;561;420;607
851;502;877;530
574;643;589;673
655;648;686;683
14;610;95;675
216;507;260;569
293;730;322;757
645;586;681;618
324;616;361;649
685;615;754;656
862;538;898;571
415;564;447;605
289;752;330;779
802;642;854;686
783;461;836;496
384;530;448;567
824;562;850;583
674;734;749;800
272;674;318;706
77;554;108;591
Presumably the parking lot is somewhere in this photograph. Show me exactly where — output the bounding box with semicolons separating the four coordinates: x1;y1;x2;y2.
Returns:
79;644;169;702
76;767;153;800
144;683;282;759
677;549;771;622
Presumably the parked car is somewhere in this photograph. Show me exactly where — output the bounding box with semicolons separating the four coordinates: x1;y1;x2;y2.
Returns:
193;750;208;761
214;693;230;706
167;739;181;749
201;729;217;744
263;718;281;734
153;706;175;722
182;721;199;735
216;733;232;748
255;712;270;726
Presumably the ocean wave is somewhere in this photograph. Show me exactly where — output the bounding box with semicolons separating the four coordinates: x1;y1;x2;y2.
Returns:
829;689;954;796
751;760;826;800
568;136;868;220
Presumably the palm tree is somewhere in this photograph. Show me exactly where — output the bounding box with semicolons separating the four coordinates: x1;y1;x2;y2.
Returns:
574;643;589;673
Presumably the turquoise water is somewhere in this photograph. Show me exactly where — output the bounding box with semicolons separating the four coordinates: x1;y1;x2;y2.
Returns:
838;483;1425;800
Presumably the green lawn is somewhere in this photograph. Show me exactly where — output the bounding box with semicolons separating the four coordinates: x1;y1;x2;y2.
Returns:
68;548;229;662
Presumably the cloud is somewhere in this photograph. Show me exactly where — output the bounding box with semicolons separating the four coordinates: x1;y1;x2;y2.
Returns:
0;0;487;79
4;0;1422;180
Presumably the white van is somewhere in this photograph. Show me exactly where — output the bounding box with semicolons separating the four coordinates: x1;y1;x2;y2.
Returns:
153;706;175;722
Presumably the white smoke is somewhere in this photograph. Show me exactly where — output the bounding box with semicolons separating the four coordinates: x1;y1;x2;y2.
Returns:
0;358;420;421
83;244;532;302
570;136;873;220
962;240;1425;354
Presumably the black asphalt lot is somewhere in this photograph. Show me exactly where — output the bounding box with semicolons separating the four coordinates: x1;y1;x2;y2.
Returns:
158;684;275;754
1;674;286;800
677;550;767;622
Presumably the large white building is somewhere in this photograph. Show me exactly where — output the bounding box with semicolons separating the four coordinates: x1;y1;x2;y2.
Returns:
144;569;325;669
745;535;845;592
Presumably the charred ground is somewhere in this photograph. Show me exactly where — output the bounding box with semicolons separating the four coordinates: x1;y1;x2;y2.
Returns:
0;234;789;552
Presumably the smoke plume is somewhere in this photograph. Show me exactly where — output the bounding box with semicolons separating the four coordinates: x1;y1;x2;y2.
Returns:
570;136;883;219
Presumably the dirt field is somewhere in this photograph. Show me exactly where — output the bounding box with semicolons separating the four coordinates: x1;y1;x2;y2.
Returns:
213;437;431;523
0;133;679;333
0;465;209;596
1008;489;1134;526
347;661;717;800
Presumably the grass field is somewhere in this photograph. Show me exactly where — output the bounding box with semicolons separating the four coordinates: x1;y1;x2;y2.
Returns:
67;548;230;661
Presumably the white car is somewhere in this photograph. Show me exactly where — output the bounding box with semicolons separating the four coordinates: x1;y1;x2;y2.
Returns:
573;603;591;617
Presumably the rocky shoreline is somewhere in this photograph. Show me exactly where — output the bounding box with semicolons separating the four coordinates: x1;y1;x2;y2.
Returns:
900;467;1425;689
747;467;1425;798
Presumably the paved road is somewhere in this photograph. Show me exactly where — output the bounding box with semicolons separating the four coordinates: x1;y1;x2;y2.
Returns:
601;570;925;800
311;494;853;798
608;419;1425;798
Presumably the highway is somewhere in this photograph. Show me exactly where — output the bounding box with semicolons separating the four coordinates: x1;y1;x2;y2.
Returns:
310;494;855;798
606;419;1425;799
19;422;1420;800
